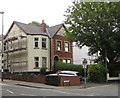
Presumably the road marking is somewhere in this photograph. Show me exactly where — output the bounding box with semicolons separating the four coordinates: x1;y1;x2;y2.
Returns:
20;93;36;96
6;89;14;94
0;83;7;86
51;89;94;96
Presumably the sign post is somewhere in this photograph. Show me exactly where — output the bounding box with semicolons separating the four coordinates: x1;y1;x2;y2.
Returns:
82;59;87;85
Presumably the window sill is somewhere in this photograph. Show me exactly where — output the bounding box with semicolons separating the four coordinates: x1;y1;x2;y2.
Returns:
34;67;40;69
34;47;39;49
42;48;47;50
57;50;62;52
65;51;69;53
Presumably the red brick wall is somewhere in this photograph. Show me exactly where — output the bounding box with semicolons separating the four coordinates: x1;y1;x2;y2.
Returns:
60;76;80;86
53;35;73;60
3;74;46;84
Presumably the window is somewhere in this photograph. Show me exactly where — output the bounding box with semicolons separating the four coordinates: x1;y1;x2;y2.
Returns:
63;59;71;63
63;59;66;63
42;38;46;48
34;38;39;48
67;59;71;63
65;42;69;52
34;57;39;68
42;57;47;67
4;43;6;50
10;42;12;49
57;41;61;51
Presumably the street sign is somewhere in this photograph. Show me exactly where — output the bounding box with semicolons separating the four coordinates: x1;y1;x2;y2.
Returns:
82;59;87;66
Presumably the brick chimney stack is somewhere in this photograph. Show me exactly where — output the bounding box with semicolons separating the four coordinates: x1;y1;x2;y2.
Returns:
41;20;46;33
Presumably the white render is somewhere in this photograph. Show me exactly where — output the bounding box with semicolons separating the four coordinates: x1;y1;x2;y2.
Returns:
4;24;50;72
73;42;98;65
27;35;50;72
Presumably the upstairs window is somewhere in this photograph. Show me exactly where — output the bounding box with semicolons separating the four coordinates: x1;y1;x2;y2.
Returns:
42;38;46;48
34;38;39;48
34;57;39;68
65;42;69;52
57;40;62;51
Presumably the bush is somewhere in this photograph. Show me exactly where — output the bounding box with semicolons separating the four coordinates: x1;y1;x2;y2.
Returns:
87;64;108;83
108;62;120;77
54;62;84;76
40;67;47;75
46;76;60;86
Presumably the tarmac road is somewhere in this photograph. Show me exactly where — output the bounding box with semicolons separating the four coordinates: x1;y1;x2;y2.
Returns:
1;82;119;96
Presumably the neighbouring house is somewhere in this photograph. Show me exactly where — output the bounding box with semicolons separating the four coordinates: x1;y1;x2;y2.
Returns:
0;35;2;71
3;21;73;73
73;42;98;65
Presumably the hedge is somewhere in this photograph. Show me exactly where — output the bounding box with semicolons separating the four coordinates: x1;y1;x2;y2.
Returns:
108;62;120;77
87;64;108;83
54;62;84;76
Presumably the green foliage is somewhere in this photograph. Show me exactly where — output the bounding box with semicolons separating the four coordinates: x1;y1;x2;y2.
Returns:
40;67;47;75
108;62;120;77
29;21;41;26
54;62;84;76
28;21;49;27
88;64;108;83
46;76;60;86
64;2;120;65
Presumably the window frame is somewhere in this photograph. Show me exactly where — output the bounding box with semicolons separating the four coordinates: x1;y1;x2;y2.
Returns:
34;57;39;68
42;38;47;49
64;41;70;52
56;40;62;51
42;57;47;67
34;37;39;48
63;59;71;63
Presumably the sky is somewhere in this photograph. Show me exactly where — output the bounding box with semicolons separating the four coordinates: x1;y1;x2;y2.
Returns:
0;0;73;35
0;0;94;64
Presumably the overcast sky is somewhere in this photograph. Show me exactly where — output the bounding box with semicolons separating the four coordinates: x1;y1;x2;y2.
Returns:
0;0;73;34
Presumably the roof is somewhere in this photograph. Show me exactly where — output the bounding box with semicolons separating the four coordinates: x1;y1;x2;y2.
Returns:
47;24;63;38
5;21;65;38
14;21;48;36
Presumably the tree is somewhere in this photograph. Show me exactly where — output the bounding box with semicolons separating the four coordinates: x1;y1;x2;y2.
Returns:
64;1;120;66
29;21;41;26
28;21;49;27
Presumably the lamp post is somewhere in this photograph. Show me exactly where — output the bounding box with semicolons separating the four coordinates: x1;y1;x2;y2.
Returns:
0;11;4;81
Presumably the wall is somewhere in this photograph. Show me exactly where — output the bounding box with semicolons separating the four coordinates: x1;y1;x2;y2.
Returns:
0;38;2;71
51;26;73;68
4;24;28;72
60;76;80;86
27;35;50;72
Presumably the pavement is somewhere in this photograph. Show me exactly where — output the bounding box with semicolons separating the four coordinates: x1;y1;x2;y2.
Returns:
0;79;118;89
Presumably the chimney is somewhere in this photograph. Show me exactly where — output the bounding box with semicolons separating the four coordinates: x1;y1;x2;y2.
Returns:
41;20;46;33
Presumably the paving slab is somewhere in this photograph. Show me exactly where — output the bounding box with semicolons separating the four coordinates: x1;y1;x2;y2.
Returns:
1;79;117;89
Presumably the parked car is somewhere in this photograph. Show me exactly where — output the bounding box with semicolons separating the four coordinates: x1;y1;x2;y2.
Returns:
46;71;80;77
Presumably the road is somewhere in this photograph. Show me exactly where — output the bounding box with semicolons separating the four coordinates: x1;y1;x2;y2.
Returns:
1;83;119;96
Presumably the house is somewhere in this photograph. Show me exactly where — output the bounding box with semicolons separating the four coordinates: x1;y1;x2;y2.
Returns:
0;35;3;71
3;21;73;73
73;42;98;65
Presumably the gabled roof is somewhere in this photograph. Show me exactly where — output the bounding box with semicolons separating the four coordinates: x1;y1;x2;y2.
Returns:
47;24;64;38
5;21;65;39
14;21;48;36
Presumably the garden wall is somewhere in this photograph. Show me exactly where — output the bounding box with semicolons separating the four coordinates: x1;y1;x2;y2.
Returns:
3;74;46;84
